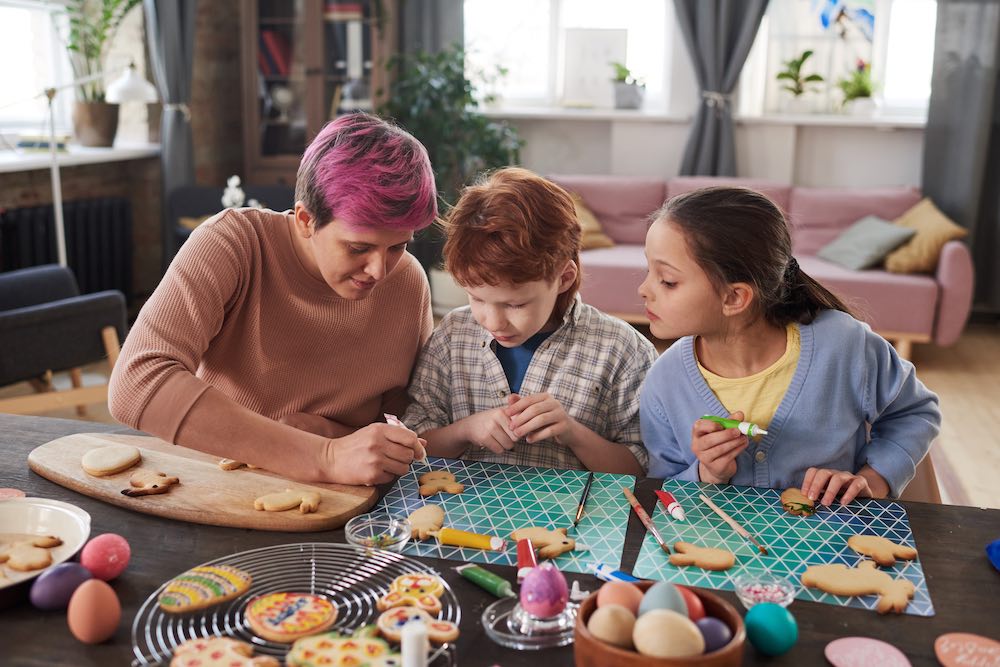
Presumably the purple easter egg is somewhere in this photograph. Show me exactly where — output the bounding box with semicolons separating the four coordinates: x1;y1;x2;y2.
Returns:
30;562;93;610
696;616;734;653
519;563;569;618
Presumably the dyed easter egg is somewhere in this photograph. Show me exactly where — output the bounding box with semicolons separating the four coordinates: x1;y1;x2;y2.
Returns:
596;581;644;616
696;616;734;653
519;563;569;618
632;608;705;658
587;604;636;649
745;602;798;656
637;581;687;617
677;585;705;621
30;562;93;610
826;637;912;667
67;579;121;644
80;533;131;581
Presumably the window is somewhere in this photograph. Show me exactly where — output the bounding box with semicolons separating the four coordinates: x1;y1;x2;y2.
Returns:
464;0;667;110
739;0;937;117
0;1;71;134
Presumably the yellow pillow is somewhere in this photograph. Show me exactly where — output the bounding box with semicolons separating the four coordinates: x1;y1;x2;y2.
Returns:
572;193;615;250
178;215;213;231
884;198;967;274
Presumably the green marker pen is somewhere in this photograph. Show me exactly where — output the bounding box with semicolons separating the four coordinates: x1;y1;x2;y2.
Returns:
702;414;769;437
455;563;516;598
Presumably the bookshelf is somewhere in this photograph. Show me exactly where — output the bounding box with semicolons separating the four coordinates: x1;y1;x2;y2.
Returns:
240;0;397;186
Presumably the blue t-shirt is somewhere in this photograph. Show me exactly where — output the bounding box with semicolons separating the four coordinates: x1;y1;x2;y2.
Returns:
494;330;553;394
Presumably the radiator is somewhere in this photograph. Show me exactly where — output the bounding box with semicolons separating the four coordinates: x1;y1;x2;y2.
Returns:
0;198;133;301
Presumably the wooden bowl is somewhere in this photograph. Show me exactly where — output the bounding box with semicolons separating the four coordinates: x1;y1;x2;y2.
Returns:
574;581;745;667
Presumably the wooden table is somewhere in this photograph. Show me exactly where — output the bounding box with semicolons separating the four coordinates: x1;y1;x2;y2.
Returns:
2;414;998;666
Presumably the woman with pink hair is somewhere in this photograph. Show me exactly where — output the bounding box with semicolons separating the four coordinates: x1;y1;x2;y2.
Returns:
110;113;437;486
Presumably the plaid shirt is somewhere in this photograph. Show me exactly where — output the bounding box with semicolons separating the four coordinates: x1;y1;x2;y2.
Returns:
403;297;657;471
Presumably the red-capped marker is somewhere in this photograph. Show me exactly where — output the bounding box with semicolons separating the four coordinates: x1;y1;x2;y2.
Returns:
516;538;538;583
655;490;686;521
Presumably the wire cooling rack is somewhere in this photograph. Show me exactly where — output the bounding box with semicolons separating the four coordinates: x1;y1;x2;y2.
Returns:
131;542;460;666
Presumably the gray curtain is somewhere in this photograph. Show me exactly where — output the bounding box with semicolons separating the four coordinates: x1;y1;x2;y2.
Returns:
400;0;463;54
673;0;769;176
922;0;1000;313
144;0;197;270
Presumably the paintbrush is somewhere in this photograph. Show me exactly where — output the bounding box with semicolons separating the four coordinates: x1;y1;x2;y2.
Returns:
622;487;670;555
573;471;595;528
699;493;768;556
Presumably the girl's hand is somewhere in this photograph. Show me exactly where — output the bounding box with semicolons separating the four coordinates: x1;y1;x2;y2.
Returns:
691;411;749;484
505;392;578;446
801;467;874;506
459;407;518;454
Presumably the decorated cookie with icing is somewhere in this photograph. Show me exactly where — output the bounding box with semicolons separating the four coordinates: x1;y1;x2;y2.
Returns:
287;632;402;667
245;592;338;643
376;573;445;615
169;636;279;667
375;606;459;644
158;565;253;613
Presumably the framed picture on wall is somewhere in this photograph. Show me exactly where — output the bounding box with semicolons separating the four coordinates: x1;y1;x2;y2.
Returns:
561;28;627;109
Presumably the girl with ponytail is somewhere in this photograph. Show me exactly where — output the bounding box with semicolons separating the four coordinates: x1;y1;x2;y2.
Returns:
638;187;940;504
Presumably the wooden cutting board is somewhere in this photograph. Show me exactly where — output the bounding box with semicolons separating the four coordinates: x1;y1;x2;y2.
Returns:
27;433;377;532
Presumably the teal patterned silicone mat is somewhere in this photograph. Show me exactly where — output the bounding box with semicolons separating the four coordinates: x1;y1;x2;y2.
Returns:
374;457;634;575
631;480;934;616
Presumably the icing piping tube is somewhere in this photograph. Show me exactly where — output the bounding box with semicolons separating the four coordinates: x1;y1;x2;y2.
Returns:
435;527;506;551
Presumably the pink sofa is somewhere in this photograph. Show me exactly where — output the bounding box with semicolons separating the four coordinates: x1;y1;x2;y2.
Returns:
550;175;974;358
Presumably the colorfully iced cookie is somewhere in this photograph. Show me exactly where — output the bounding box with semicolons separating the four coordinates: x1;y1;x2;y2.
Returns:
81;445;141;476
801;561;915;614
158;565;253;613
408;505;444;540
510;527;576;559
245;592;338;643
376;606;459;644
668;542;736;571
121;470;180;497
417;471;464;497
287;632;402;667
253;489;321;513
847;535;918;567
377;573;445;615
780;488;816;516
170;636;279;667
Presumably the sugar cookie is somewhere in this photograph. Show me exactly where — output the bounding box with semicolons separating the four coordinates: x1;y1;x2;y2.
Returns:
377;573;445;614
376;606;459;644
81;445;141;476
510;527;576;559
218;458;259;471
287;632;402;667
158;565;253;613
170;636;279;667
408;505;445;540
417;471;464;497
668;542;735;571
254;489;321;513
847;535;918;567
121;470;180;497
0;534;63;571
801;561;914;614
780;488;816;516
245;592;338;643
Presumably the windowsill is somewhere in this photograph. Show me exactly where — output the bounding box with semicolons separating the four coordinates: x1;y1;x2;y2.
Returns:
737;113;926;129
482;106;691;123
0;143;161;174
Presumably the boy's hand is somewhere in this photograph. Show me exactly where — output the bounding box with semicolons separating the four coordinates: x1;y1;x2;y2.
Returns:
692;411;749;484
460;407;518;454
505;392;578;445
801;465;888;505
325;423;423;485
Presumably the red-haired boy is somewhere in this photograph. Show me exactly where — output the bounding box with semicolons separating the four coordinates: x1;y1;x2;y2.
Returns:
403;168;656;474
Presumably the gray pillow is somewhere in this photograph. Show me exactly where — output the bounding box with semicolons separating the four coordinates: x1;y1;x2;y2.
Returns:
817;216;917;270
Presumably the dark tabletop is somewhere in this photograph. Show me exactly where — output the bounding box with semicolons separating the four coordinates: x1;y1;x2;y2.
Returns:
1;414;998;666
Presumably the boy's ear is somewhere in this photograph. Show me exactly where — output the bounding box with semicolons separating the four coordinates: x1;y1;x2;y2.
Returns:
557;260;579;294
293;202;315;238
721;282;755;316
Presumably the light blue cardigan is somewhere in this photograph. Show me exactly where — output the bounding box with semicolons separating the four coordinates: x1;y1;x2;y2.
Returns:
639;310;941;497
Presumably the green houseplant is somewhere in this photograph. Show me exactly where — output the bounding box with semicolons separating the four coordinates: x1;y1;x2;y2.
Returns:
776;49;824;97
59;0;143;145
609;61;645;109
837;58;875;112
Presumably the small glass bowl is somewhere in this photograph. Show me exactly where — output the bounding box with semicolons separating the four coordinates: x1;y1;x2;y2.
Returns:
732;571;797;609
344;513;411;552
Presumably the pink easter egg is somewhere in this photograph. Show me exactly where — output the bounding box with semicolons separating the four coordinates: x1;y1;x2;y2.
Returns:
80;533;131;581
825;637;912;667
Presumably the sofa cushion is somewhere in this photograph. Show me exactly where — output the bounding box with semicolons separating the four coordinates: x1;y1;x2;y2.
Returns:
579;245;648;317
817;215;916;270
667;177;793;214
549;175;665;245
788;187;922;255
797;255;937;338
885;198;968;274
572;193;615;250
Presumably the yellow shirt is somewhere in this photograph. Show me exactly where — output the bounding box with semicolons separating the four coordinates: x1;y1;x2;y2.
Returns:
697;323;801;431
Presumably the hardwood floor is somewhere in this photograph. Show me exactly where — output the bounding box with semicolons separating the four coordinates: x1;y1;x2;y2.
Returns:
4;324;998;509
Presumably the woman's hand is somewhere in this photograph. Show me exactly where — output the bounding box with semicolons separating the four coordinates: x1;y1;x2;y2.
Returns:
458;407;519;454
505;393;578;445
801;465;889;505
691;411;749;484
324;423;423;486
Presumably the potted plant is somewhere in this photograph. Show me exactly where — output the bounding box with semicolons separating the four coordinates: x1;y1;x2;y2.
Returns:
609;61;645;110
59;0;143;146
776;49;823;112
837;58;876;115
